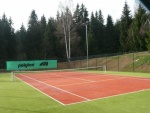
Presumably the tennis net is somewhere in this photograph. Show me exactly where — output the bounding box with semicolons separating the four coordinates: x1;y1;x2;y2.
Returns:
11;66;106;81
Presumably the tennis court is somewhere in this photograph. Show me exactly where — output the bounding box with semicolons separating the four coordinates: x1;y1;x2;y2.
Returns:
14;69;150;105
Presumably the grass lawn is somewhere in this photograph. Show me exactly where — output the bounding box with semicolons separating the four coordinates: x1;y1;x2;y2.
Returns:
0;71;150;113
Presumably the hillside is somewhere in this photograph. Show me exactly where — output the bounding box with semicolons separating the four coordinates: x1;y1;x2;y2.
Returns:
58;51;150;73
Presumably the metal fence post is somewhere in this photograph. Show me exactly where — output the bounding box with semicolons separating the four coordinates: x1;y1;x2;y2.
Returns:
118;52;120;71
105;54;107;71
133;52;135;72
96;55;98;69
80;57;82;68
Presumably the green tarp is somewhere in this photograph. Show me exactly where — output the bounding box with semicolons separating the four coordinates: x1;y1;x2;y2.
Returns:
6;60;57;71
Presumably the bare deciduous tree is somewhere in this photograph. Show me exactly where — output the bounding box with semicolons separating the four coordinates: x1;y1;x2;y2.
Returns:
58;0;74;61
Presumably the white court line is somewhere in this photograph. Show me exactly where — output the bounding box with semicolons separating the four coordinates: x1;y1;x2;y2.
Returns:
66;88;150;106
15;76;65;106
41;71;131;84
16;73;150;106
101;73;150;80
42;73;96;82
19;74;90;101
57;76;128;87
127;76;150;81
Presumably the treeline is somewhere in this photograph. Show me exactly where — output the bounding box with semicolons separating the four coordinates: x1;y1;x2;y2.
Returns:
0;2;150;62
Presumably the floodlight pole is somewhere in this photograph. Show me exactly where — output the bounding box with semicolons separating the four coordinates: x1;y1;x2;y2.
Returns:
85;23;89;69
73;19;89;69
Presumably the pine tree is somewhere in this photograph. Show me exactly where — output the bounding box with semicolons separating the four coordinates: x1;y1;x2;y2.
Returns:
40;15;47;58
0;14;16;60
88;28;98;55
104;15;116;53
40;15;47;36
90;10;105;53
26;10;41;59
43;18;60;59
120;2;132;52
73;3;80;23
129;4;148;51
15;24;27;60
74;3;89;56
145;31;150;52
114;20;121;52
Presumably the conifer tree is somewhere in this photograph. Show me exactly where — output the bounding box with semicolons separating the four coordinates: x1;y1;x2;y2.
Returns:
104;15;116;53
88;28;98;55
74;3;89;55
39;15;47;58
145;31;150;52
15;24;27;60
0;14;16;60
43;18;60;58
90;10;104;53
120;2;132;52
129;4;148;51
26;10;41;59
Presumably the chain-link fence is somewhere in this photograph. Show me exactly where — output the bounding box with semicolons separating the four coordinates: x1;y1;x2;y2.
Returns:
58;51;150;73
1;51;150;72
0;60;6;71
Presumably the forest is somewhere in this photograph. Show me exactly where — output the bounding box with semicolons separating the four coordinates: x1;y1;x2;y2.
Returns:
0;2;150;64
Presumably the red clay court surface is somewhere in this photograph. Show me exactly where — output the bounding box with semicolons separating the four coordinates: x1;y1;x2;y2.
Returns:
15;71;150;105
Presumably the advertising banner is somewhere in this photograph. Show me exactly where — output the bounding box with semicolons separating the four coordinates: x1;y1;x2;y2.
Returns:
6;60;57;71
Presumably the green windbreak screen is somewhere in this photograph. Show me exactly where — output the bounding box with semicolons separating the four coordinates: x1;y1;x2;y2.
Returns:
6;60;57;71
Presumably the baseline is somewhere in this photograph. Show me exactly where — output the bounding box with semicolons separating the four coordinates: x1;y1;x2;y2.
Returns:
16;74;90;104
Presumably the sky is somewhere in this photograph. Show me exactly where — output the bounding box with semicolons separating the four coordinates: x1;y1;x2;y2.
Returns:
0;0;138;31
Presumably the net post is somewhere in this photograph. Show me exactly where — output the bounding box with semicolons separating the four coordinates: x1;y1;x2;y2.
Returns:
11;71;14;81
103;65;106;72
